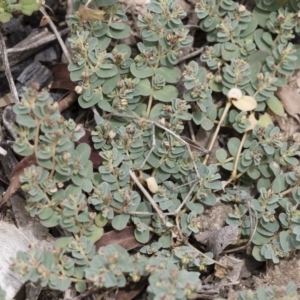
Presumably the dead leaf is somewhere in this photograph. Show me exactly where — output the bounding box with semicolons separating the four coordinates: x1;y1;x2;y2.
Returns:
275;86;300;122
0;155;37;205
39;15;49;27
214;264;228;279
49;63;77;91
246;112;258;132
232;95;257;111
219;255;243;283
78;5;105;22
0;93;15;108
58;91;78;113
146;177;158;193
95;226;145;251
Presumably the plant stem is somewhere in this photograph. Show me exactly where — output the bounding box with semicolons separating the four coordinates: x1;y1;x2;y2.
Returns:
203;101;232;165
230;131;248;180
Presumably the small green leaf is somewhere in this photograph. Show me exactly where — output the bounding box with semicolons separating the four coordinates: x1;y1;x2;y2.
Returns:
98;99;113;112
96;65;118;78
109;25;131;39
86;226;104;243
102;74;120;94
75;281;87;293
221;42;240;61
216;149;227;163
38;207;54;220
227;137;240;156
131;63;154;78
111;214;130;230
136;79;152;96
279;231;293;252
155;66;181;83
95;214;108;227
252;245;266;261
153;85;178;102
16;115;36;127
272;174;288;193
134;227;150;243
266;96;285;116
40;212;60;227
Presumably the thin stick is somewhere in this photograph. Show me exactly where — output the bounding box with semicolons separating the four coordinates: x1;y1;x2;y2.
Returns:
0;32;19;103
139;122;155;170
129;169;165;223
6;28;69;54
40;6;72;64
165;180;198;215
163;178;198;191
178;47;205;64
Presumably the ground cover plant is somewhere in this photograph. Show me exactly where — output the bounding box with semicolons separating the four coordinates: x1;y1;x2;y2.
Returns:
1;0;300;298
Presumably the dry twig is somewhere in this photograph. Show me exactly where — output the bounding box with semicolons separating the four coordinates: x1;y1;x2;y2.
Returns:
0;32;19;103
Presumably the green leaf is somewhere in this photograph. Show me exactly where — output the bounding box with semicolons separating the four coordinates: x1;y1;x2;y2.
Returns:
38;207;55;220
134;227;150;243
153;85;178;102
216;149;227;163
279;231;293;252
155;66;181;83
247;167;260;180
240;17;258;37
136;202;152;225
75;281;87;293
86;226;104;243
76;143;91;165
16;115;36;127
53;278;71;291
252;231;272;245
149;103;164;121
111;214;130;230
95;214;108;227
247;50;269;65
252;245;266;261
186;202;204;214
40;212;60;227
253;7;269;28
227;137;240;156
102;74;120;94
222;162;233;171
96;65;118;78
272;174;288;193
221;42;240;60
254;29;272;53
109;25;131;39
293;45;300;69
158;234;171;248
98;36;111;50
55;237;72;249
266;96;284;116
136;79;152;96
97;0;118;6
98;99;113;112
78;92;102;108
131;63;154;78
257;178;271;190
20;0;41;15
0;11;12;23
